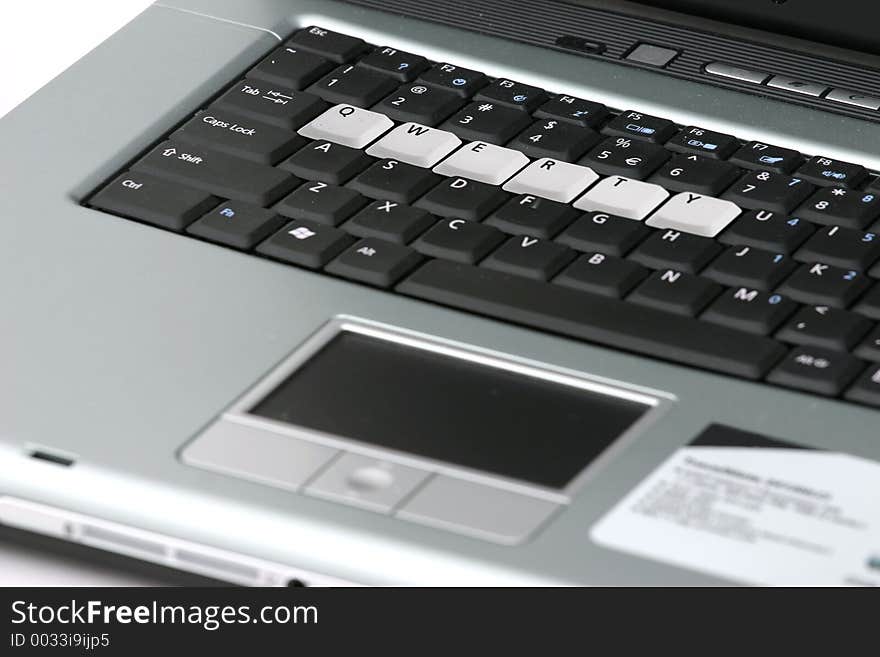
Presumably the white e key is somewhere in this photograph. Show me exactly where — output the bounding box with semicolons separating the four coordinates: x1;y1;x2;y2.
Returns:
433;141;530;185
503;158;599;203
646;192;742;237
573;176;669;220
298;104;394;149
366;123;462;168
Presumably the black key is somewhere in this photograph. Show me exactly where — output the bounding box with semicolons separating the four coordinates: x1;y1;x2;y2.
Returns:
722;170;814;213
719;210;814;254
534;95;609;129
628;229;722;274
579;136;669;179
776;305;871;351
627;269;721;316
280;140;373;184
344;201;435;244
729;141;803;174
172;110;306;164
602;110;677;144
89;171;218;231
767;346;863;396
440;102;531;145
287;26;365;63
133;141;297;206
481;236;575;281
554;211;650;257
854;325;880;361
854;284;880;320
485;194;578;239
474;78;548;112
845;364;880;406
795;225;880;270
256;219;353;268
776;262;870;308
554;253;648;298
415;177;509;221
794;187;880;229
347;159;441;204
397;259;785;379
412;218;504;264
376;83;464;125
509;119;600;161
275;181;366;226
418;63;488;97
701;288;797;335
359;46;428;81
309;64;398;107
248;46;334;89
186;201;286;249
664;126;739;160
325;238;422;287
214;81;327;131
702;245;796;291
649;154;740;196
795;155;867;188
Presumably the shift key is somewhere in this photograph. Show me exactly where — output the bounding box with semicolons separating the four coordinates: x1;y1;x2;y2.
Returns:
133;141;298;206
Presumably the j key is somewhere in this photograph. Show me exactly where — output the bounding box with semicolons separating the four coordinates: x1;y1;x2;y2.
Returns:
309;64;398;107
415;177;509;221
186;201;286;250
795;156;867;188
280;140;373;184
248;46;334;90
275;181;366;226
89;171;218;231
628;269;721;316
579;137;669;179
794;187;880;229
854;284;880;320
719;210;814;253
133;141;297;206
602;110;677;144
418;63;488;97
376;84;464;125
347;159;441;204
649;155;740;196
767;346;863;396
297;104;393;149
534;95;610;129
325;238;422;287
287;27;365;63
554;211;651;257
256;219;353;268
854;325;880;361
172;110;306;165
844;364;880;407
213;82;327;131
412;218;505;264
722;170;814;214
729;141;803;174
665;126;739;160
554;252;648;298
359;47;428;81
701;288;797;335
481;235;575;281
574;176;669;220
509;120;600;162
485;194;578;239
702;245;795;291
628;229;722;274
474;79;548;112
440;102;531;145
776;262;870;308
795;225;880;270
344;201;436;244
776;305;871;351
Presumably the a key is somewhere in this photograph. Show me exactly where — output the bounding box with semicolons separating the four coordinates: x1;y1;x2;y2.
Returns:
502;158;599;203
298;104;393;149
418;63;488;97
347;159;441;204
486;194;578;239
603;110;677;144
186;201;286;249
573;176;669;220
554;211;651;257
89;171;218;231
795;225;880;270
534;95;609;129
275;181;366;226
719;210;814;253
309;64;398;107
376;84;464;125
481;235;575;281
649;155;741;196
554;252;647;298
365;123;461;168
474;78;548;112
280;140;373;184
579;136;669;179
646;191;741;237
795;155;867;188
702;245;795;290
664;126;739;160
776;305;871;351
729;141;803;174
248;46;334;90
213;82;327;131
722;170;814;213
767;346;863;396
776;262;870;308
844;364;880;407
701;288;797;335
256;219;353;268
627;269;721;316
344;200;436;244
325;238;423;287
628;229;722;274
287;26;365;63
794;187;880;229
415;177;509;221
433;142;530;186
854;325;880;361
854;284;880;320
509;120;600;162
440;102;531;145
358;47;428;81
412;218;504;263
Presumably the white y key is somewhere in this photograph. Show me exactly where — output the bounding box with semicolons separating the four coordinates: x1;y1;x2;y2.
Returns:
503;158;599;203
574;175;669;220
646;192;742;237
298;104;394;149
433;141;530;185
366;123;462;168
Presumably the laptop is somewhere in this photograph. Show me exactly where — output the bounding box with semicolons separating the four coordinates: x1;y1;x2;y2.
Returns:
1;0;879;586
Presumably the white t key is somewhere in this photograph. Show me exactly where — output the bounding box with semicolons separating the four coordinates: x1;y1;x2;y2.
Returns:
433;141;530;185
298;104;393;149
366;123;462;168
646;192;742;237
502;158;599;203
574;175;669;220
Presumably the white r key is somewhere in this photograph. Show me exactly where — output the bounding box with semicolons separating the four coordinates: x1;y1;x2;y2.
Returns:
298;104;394;149
503;158;599;203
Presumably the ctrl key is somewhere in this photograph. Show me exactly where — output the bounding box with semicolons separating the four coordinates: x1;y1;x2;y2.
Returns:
767;346;863;396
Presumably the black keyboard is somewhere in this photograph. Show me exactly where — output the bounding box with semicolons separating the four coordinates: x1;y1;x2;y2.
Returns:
87;26;880;408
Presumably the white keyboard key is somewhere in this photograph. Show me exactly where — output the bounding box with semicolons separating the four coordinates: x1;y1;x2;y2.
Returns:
298;104;393;149
433;141;529;185
502;158;599;203
366;123;461;168
646;192;742;237
573;175;669;220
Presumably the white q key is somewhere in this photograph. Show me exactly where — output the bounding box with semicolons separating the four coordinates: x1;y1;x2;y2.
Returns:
298;104;394;149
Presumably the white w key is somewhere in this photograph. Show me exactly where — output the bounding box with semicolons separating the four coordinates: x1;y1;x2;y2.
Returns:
366;123;462;168
647;192;742;237
298;104;394;149
503;158;599;203
433;141;530;185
